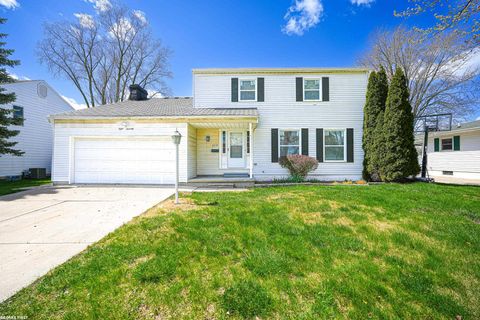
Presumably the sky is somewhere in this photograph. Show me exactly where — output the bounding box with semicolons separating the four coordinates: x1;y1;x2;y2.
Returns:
1;0;479;119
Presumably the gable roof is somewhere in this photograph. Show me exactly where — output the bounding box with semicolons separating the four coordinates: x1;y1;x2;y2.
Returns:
49;97;258;120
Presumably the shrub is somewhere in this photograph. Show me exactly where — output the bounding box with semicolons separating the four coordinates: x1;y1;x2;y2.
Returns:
279;155;319;181
222;280;273;318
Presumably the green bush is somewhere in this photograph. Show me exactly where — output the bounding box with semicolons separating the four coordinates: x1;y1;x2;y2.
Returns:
222;280;273;318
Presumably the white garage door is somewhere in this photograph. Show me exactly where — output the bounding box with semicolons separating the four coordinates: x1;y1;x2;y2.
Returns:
74;138;175;184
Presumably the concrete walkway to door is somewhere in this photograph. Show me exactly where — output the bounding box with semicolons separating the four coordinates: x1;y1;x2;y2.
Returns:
0;185;173;302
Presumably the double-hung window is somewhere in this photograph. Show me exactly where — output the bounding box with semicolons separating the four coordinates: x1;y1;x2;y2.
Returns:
279;129;300;157
239;79;256;101
303;79;320;101
441;138;452;151
324;129;346;161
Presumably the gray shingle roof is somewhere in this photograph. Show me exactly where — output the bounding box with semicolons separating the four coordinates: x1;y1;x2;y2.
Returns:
452;119;480;131
50;97;258;119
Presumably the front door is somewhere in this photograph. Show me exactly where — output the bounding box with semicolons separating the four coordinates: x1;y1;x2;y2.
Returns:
228;131;245;168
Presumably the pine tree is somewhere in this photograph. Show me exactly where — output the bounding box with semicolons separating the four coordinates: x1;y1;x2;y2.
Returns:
0;18;23;156
382;67;420;182
362;67;388;181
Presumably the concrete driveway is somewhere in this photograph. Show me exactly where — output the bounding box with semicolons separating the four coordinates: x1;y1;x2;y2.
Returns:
0;185;173;302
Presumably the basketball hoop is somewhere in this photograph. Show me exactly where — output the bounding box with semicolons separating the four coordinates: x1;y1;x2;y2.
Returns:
414;113;452;180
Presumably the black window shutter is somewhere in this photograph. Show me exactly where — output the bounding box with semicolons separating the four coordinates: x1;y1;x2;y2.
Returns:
322;77;329;102
271;129;279;163
296;77;303;102
453;135;460;151
231;78;238;102
257;77;264;102
347;128;354;162
301;128;309;156
316;128;323;162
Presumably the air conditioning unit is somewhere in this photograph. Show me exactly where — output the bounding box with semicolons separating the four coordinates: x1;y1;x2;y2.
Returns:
29;168;47;179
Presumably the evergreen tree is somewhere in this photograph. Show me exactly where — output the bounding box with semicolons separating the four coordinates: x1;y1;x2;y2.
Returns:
382;67;420;181
0;18;22;156
362;67;388;181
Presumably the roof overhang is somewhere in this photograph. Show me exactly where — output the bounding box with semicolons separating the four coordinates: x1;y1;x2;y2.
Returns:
51;115;259;125
192;67;371;75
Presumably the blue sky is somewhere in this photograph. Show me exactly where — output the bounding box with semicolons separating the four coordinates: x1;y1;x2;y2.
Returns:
1;0;478;119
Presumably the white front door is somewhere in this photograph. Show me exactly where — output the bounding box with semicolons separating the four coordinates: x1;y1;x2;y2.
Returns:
228;131;245;168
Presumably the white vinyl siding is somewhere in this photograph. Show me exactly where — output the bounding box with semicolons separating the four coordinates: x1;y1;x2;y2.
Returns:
0;81;73;177
194;72;367;181
427;130;480;179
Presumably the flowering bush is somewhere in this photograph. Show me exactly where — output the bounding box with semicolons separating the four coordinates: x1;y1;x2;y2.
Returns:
279;155;319;181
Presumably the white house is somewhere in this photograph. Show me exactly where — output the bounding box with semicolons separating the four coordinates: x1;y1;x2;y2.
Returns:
49;68;369;185
426;119;480;181
0;80;73;178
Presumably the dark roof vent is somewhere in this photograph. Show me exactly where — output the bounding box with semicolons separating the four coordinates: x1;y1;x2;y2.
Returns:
128;84;148;101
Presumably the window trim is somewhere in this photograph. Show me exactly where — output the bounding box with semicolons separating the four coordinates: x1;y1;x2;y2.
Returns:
323;128;347;162
238;79;257;102
303;78;322;102
278;129;301;158
12;105;24;126
441;137;453;151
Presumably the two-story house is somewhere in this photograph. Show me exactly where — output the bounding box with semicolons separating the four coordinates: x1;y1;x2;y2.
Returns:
0;80;73;178
49;68;369;185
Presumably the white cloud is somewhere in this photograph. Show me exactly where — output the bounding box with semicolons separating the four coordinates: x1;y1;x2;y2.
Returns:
282;0;323;36
477;116;480;120
85;0;111;12
444;47;480;78
133;10;147;25
74;13;95;29
0;0;19;9
61;95;87;110
109;17;134;39
350;0;375;5
8;73;30;81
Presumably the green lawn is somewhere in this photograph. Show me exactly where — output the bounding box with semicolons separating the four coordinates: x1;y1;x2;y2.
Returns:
1;183;479;319
0;178;51;196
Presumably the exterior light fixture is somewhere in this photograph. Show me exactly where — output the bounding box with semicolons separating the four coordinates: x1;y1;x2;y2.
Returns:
171;130;182;204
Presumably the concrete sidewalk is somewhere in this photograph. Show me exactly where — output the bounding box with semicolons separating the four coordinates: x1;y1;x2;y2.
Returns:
0;185;173;302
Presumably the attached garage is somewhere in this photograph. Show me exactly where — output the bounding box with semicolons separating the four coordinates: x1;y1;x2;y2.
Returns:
73;137;176;184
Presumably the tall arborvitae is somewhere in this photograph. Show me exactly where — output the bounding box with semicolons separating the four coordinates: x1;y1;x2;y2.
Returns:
382;67;419;181
362;67;388;181
0;18;22;156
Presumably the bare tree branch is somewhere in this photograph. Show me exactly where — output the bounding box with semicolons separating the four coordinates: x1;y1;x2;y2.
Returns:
359;26;480;121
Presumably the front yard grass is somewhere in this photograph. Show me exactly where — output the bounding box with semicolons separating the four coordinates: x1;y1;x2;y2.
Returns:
0;178;51;196
1;183;479;319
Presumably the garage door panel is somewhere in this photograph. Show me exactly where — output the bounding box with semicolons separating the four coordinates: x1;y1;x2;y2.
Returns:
74;138;176;184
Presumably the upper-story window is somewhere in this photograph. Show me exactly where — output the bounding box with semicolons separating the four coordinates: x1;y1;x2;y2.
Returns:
13;105;24;126
239;79;256;101
303;79;321;101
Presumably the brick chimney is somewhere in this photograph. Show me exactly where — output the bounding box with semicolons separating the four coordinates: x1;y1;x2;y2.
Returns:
128;84;148;101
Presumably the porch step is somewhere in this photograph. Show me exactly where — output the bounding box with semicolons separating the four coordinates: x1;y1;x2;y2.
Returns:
223;173;250;178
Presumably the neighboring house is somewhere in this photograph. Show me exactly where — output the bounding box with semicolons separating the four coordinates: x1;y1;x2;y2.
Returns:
49;68;369;185
426;119;480;180
0;81;73;178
